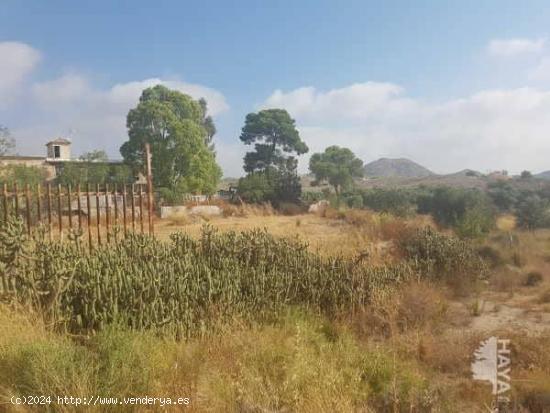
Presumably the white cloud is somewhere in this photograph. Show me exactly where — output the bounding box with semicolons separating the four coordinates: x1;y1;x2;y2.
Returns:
0;41;41;105
0;41;230;163
32;74;92;105
108;78;229;116
12;74;229;160
488;38;545;57
528;56;550;83
262;83;550;174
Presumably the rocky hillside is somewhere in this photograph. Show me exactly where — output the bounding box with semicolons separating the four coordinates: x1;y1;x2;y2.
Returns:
363;158;434;178
535;171;550;180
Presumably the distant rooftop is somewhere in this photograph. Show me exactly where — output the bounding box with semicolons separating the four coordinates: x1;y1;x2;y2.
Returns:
46;138;71;145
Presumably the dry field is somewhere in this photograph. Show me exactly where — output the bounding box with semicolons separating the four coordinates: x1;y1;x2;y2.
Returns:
1;207;549;412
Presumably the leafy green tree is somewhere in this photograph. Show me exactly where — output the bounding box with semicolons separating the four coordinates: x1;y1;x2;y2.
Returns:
80;150;109;162
120;85;222;195
0;125;15;156
110;164;134;184
520;170;533;179
238;109;308;203
361;188;416;217
57;149;133;186
237;172;276;203
487;181;520;212
516;195;550;230
199;98;216;151
309;146;364;196
418;187;495;237
240;109;308;173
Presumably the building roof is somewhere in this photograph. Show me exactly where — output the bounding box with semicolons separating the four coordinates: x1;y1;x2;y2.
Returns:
46;138;71;145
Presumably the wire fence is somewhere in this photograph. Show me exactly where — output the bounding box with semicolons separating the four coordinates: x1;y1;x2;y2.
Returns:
1;182;155;249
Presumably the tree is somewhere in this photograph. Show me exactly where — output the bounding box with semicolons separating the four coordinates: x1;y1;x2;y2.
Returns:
237;172;276;204
199;98;216;151
487;181;519;212
57;149;134;185
240;109;308;173
238;109;308;204
120;85;222;195
309;146;364;196
520;170;533;179
516;195;550;230
0;125;15;156
417;187;495;237
80;150;109;162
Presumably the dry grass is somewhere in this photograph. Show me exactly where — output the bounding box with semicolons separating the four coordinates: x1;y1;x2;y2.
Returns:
155;207;434;261
0;307;447;412
3;207;550;411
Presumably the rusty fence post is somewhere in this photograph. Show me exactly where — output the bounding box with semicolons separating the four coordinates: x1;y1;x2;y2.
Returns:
122;184;128;236
86;184;92;250
57;184;63;238
67;184;73;229
113;184;119;241
145;143;154;236
77;184;82;230
36;184;42;224
25;184;31;235
96;183;101;245
14;183;19;217
3;183;8;223
105;183;110;243
131;184;136;232
46;183;52;240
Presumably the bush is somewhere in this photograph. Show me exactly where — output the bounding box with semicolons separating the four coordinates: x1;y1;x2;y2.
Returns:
237;172;276;204
516;195;550;230
0;164;48;188
361;188;416;217
524;271;543;287
238;169;302;205
399;227;489;292
418;187;495;237
477;245;503;268
343;193;363;209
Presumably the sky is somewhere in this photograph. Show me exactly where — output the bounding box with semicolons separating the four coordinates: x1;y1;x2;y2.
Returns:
2;0;550;176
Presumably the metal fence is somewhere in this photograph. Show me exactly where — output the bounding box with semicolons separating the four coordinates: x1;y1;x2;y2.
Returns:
1;182;154;249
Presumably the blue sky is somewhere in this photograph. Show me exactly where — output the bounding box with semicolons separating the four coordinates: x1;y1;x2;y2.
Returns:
2;0;550;176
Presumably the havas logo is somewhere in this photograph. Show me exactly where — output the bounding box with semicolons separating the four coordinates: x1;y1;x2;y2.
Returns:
471;337;511;411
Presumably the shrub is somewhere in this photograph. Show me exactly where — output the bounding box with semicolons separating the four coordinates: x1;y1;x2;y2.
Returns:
237;172;276;204
524;271;544;287
399;227;489;292
477;245;503;268
343;193;363;209
0;164;48;188
516;195;550;230
487;181;520;212
417;187;495;237
361;188;416;217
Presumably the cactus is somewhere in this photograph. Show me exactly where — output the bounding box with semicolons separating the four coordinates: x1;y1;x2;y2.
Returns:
1;219;416;338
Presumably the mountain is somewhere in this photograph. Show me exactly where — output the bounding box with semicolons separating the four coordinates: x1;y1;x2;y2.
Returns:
363;158;435;178
535;171;550;180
